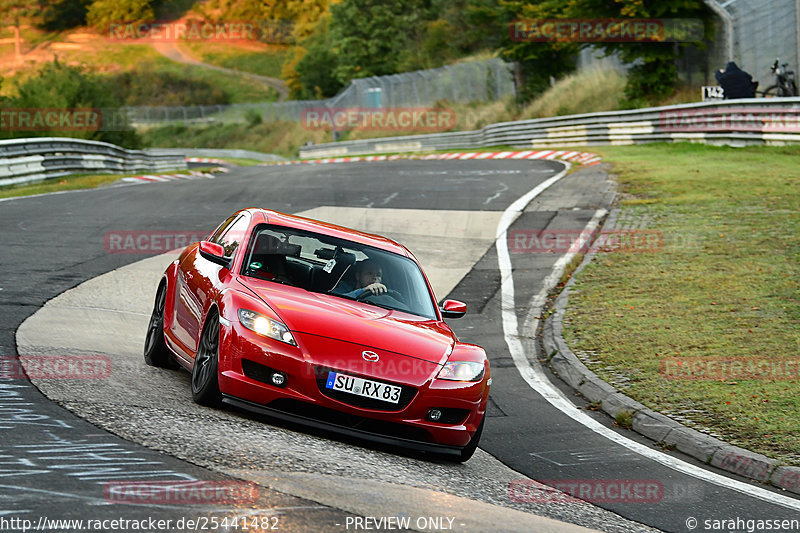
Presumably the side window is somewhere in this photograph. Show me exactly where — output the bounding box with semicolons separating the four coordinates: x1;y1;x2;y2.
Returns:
218;215;251;258
210;214;239;243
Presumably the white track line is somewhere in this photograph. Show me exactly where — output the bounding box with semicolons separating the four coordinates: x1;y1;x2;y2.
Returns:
496;163;800;511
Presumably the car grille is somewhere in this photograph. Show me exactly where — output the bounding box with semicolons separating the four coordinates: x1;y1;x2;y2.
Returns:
314;366;417;411
266;398;433;443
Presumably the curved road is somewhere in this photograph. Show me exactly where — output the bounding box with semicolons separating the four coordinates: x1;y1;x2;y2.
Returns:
2;160;799;532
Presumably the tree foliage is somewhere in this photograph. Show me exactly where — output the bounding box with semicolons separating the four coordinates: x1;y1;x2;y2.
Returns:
554;0;711;103
491;0;580;101
0;61;140;148
290;14;343;98
328;0;426;82
194;0;276;21
40;0;91;30
282;0;505;98
0;0;34;23
86;0;155;29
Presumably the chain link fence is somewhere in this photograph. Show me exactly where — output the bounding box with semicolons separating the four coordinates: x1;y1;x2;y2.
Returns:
576;2;799;88
712;0;800;84
125;58;515;127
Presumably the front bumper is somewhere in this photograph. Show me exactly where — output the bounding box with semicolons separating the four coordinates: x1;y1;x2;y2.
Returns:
217;318;489;449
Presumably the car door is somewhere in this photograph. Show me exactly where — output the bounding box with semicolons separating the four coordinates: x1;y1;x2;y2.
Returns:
173;213;251;354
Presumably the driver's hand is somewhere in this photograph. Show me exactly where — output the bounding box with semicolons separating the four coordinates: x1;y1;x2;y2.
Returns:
364;282;387;295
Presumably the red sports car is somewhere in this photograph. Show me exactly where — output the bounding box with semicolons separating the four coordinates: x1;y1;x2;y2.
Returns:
144;208;490;461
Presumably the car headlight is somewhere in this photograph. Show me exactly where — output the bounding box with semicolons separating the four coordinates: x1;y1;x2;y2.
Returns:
437;361;484;382
238;309;297;346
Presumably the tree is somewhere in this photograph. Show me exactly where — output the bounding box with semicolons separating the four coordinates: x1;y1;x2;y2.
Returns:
0;0;38;60
559;0;712;104
328;0;427;83
193;0;276;22
495;0;580;101
273;0;333;98
0;60;140;148
291;15;343;98
40;0;91;30
86;0;154;30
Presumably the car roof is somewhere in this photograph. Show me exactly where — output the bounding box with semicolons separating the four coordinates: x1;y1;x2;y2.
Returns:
241;208;413;258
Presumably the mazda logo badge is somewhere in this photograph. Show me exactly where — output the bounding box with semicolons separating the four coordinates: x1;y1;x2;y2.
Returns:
362;351;379;362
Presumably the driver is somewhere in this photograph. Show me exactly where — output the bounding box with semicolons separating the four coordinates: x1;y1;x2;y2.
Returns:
333;259;388;299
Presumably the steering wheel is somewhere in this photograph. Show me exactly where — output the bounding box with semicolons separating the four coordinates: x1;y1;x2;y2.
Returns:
357;289;405;304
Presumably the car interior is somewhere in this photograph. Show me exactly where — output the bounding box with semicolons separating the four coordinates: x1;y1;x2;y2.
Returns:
241;225;435;318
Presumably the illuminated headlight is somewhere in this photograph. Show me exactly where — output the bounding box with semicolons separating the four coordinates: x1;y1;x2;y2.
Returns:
437;361;484;382
238;309;297;346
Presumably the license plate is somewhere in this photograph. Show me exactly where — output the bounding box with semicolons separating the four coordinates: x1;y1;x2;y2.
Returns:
325;372;401;404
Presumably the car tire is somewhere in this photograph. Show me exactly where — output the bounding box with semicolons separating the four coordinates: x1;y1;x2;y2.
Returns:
191;312;222;406
144;283;179;369
448;415;485;463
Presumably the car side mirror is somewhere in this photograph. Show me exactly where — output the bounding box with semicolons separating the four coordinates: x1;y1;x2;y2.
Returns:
440;299;467;319
198;241;230;269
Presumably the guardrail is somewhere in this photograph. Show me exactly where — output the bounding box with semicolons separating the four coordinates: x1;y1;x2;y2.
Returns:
145;148;286;162
0;138;187;187
298;98;800;158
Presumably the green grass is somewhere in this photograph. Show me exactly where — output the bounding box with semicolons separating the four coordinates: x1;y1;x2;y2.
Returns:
140;121;331;159
93;52;278;105
3;43;277;104
139;98;521;158
0;169;192;199
521;67;627;119
562;143;800;465
183;42;288;79
113;56;278;104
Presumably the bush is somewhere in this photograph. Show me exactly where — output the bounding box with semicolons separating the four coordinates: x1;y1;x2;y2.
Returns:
40;0;91;30
0;60;140;148
107;68;231;106
86;0;154;30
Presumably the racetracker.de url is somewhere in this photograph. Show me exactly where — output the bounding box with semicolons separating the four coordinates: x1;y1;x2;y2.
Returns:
0;515;280;532
687;516;800;532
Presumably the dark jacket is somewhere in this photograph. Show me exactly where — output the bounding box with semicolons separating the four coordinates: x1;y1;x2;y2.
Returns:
715;62;756;99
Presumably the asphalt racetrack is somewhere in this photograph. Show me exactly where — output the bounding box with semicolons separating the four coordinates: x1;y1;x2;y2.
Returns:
2;160;799;532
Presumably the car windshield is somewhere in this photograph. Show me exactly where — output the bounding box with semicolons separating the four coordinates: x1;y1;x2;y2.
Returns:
241;224;438;320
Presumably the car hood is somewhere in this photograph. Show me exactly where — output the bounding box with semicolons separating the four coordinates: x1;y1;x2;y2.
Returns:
241;279;454;365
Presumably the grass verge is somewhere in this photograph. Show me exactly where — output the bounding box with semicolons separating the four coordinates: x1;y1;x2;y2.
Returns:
140;121;331;159
0;169;192;199
183;42;289;79
561;143;800;465
2;41;277;104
